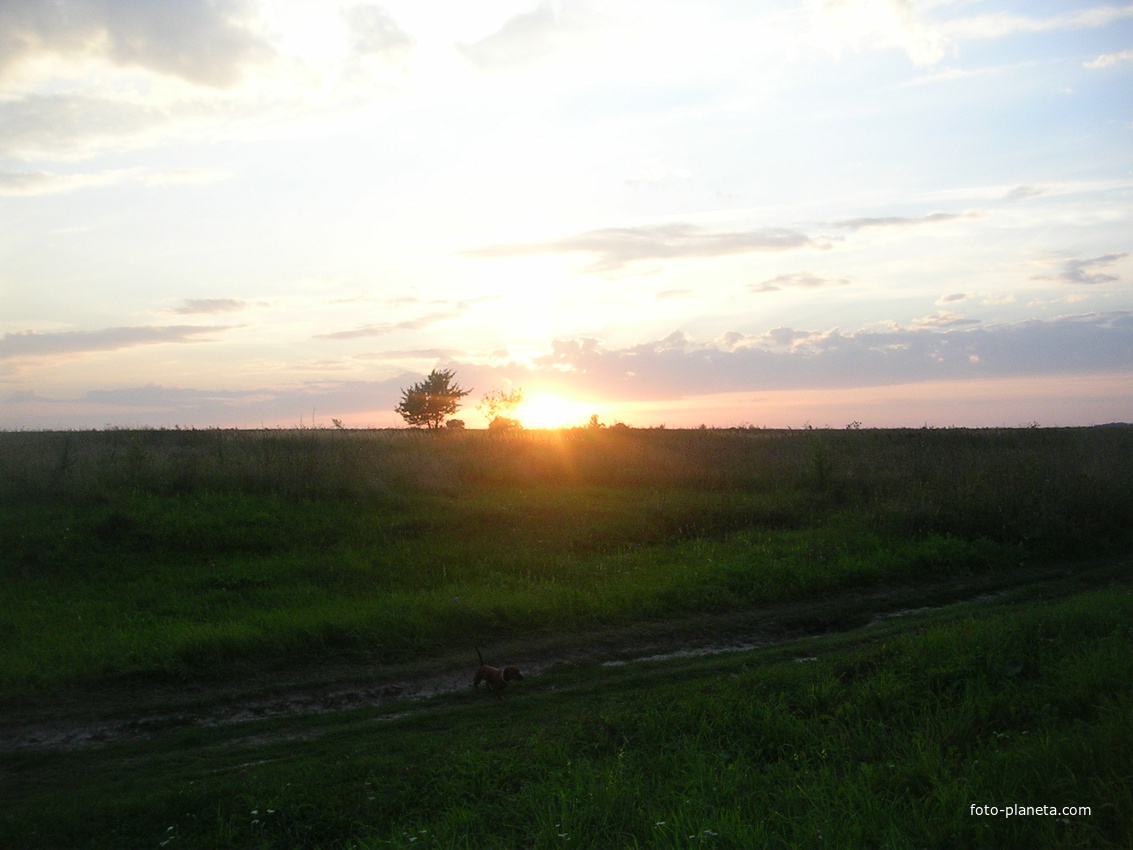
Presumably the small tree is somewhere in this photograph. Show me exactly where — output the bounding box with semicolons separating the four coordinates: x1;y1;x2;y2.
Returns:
478;387;524;430
488;415;521;433
395;368;470;430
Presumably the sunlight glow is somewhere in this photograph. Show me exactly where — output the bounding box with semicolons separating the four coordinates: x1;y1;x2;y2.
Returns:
514;394;590;429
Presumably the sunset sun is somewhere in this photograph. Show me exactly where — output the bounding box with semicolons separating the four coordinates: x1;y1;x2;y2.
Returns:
514;394;590;430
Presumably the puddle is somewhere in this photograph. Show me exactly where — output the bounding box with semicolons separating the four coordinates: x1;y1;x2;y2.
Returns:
601;640;771;667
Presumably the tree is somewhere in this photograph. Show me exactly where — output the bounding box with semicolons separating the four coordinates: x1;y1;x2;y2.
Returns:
488;415;521;433
395;369;470;429
478;386;524;430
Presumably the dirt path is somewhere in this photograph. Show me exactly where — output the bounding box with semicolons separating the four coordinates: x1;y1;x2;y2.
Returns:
1;561;1123;753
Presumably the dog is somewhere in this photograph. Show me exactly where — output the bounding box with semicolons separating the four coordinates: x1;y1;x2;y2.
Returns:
473;647;523;699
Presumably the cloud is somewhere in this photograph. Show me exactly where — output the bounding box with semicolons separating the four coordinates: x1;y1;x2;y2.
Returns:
818;0;946;66
1003;185;1043;201
0;325;233;360
342;4;414;58
937;293;968;305
520;312;1133;401
830;211;972;231
944;6;1133;42
1037;253;1128;286
0;164;229;195
624;160;693;187
909;311;981;330
750;272;852;294
716;328;812;351
168;299;250;315
353;349;463;361
456;3;590;71
79;384;252;408
10;315;1131;429
0;0;271;89
463;223;829;274
1086;48;1133;69
0;166;140;195
0;91;190;159
317;315;450;341
4;374;421;428
316;297;497;340
145;167;230;187
655;289;695;301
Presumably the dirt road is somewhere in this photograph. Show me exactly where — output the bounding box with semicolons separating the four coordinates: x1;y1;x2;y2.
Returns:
1;560;1122;752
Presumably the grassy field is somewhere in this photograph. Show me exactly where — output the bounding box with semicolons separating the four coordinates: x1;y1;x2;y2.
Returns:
1;426;1131;847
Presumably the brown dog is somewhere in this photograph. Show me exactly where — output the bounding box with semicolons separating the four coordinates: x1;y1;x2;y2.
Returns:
473;648;523;699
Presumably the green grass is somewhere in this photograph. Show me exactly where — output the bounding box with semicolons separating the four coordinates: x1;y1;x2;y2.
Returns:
2;582;1130;849
1;426;1130;696
0;426;1130;847
0;484;1011;695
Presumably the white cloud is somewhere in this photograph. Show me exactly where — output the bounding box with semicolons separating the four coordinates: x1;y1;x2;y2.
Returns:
456;3;592;72
817;2;1133;68
168;299;251;315
1086;48;1133;69
343;4;415;58
145;167;231;187
0;166;139;195
353;348;462;361
0;0;272;90
750;272;852;293
0;91;183;159
0;165;228;195
936;292;968;305
909;311;980;330
462;222;830;274
944;5;1133;41
830;211;975;230
0;325;235;360
315;297;498;340
818;0;946;66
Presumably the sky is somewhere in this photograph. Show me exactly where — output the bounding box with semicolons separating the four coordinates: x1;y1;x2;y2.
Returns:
2;0;1131;430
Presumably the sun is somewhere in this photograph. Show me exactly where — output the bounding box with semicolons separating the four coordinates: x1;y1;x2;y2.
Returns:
514;394;589;429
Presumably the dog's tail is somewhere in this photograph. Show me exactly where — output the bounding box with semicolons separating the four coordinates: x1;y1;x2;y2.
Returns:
476;646;484;667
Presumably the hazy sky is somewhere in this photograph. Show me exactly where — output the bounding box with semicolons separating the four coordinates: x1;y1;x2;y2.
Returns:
2;0;1131;429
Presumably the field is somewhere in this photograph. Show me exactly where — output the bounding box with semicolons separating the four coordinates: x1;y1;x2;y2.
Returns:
1;425;1131;848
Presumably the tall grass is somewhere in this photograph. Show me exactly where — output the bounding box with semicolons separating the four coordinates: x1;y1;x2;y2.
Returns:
2;426;1129;553
1;426;1130;696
